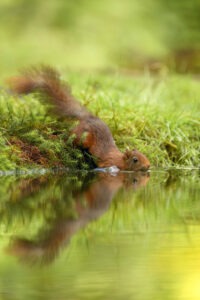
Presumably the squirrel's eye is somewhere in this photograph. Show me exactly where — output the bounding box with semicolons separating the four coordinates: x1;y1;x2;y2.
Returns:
132;157;138;163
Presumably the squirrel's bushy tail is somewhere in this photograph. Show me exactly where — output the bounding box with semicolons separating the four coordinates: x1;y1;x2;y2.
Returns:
7;66;90;119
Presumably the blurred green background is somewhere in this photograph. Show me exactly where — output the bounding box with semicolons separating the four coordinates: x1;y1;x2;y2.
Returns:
1;0;200;75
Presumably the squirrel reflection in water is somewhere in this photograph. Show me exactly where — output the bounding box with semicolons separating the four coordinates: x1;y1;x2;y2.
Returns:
7;171;150;265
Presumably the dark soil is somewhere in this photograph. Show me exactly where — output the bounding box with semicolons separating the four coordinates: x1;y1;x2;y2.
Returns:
9;138;49;166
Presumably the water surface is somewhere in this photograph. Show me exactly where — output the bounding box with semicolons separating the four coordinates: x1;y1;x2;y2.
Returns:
0;169;199;300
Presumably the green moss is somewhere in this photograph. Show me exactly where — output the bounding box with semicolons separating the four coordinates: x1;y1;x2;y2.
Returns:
0;73;199;170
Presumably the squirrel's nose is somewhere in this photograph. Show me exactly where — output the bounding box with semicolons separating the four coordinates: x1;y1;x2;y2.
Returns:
141;164;150;171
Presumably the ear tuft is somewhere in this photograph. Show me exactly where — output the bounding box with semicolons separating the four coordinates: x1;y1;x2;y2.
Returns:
123;149;132;159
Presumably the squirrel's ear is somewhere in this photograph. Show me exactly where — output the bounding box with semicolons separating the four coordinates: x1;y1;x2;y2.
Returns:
123;149;132;159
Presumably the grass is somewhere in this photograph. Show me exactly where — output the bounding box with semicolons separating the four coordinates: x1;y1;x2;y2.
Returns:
0;0;199;172
0;70;199;171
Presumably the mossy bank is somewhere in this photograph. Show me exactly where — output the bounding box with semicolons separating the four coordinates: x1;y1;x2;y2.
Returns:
0;71;199;171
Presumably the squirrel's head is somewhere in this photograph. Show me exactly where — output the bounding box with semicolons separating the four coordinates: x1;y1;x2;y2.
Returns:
123;149;150;171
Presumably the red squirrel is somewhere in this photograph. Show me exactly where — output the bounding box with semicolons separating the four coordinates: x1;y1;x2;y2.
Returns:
7;66;150;171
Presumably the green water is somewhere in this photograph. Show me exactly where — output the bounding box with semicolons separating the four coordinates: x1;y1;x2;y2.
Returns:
0;169;199;300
